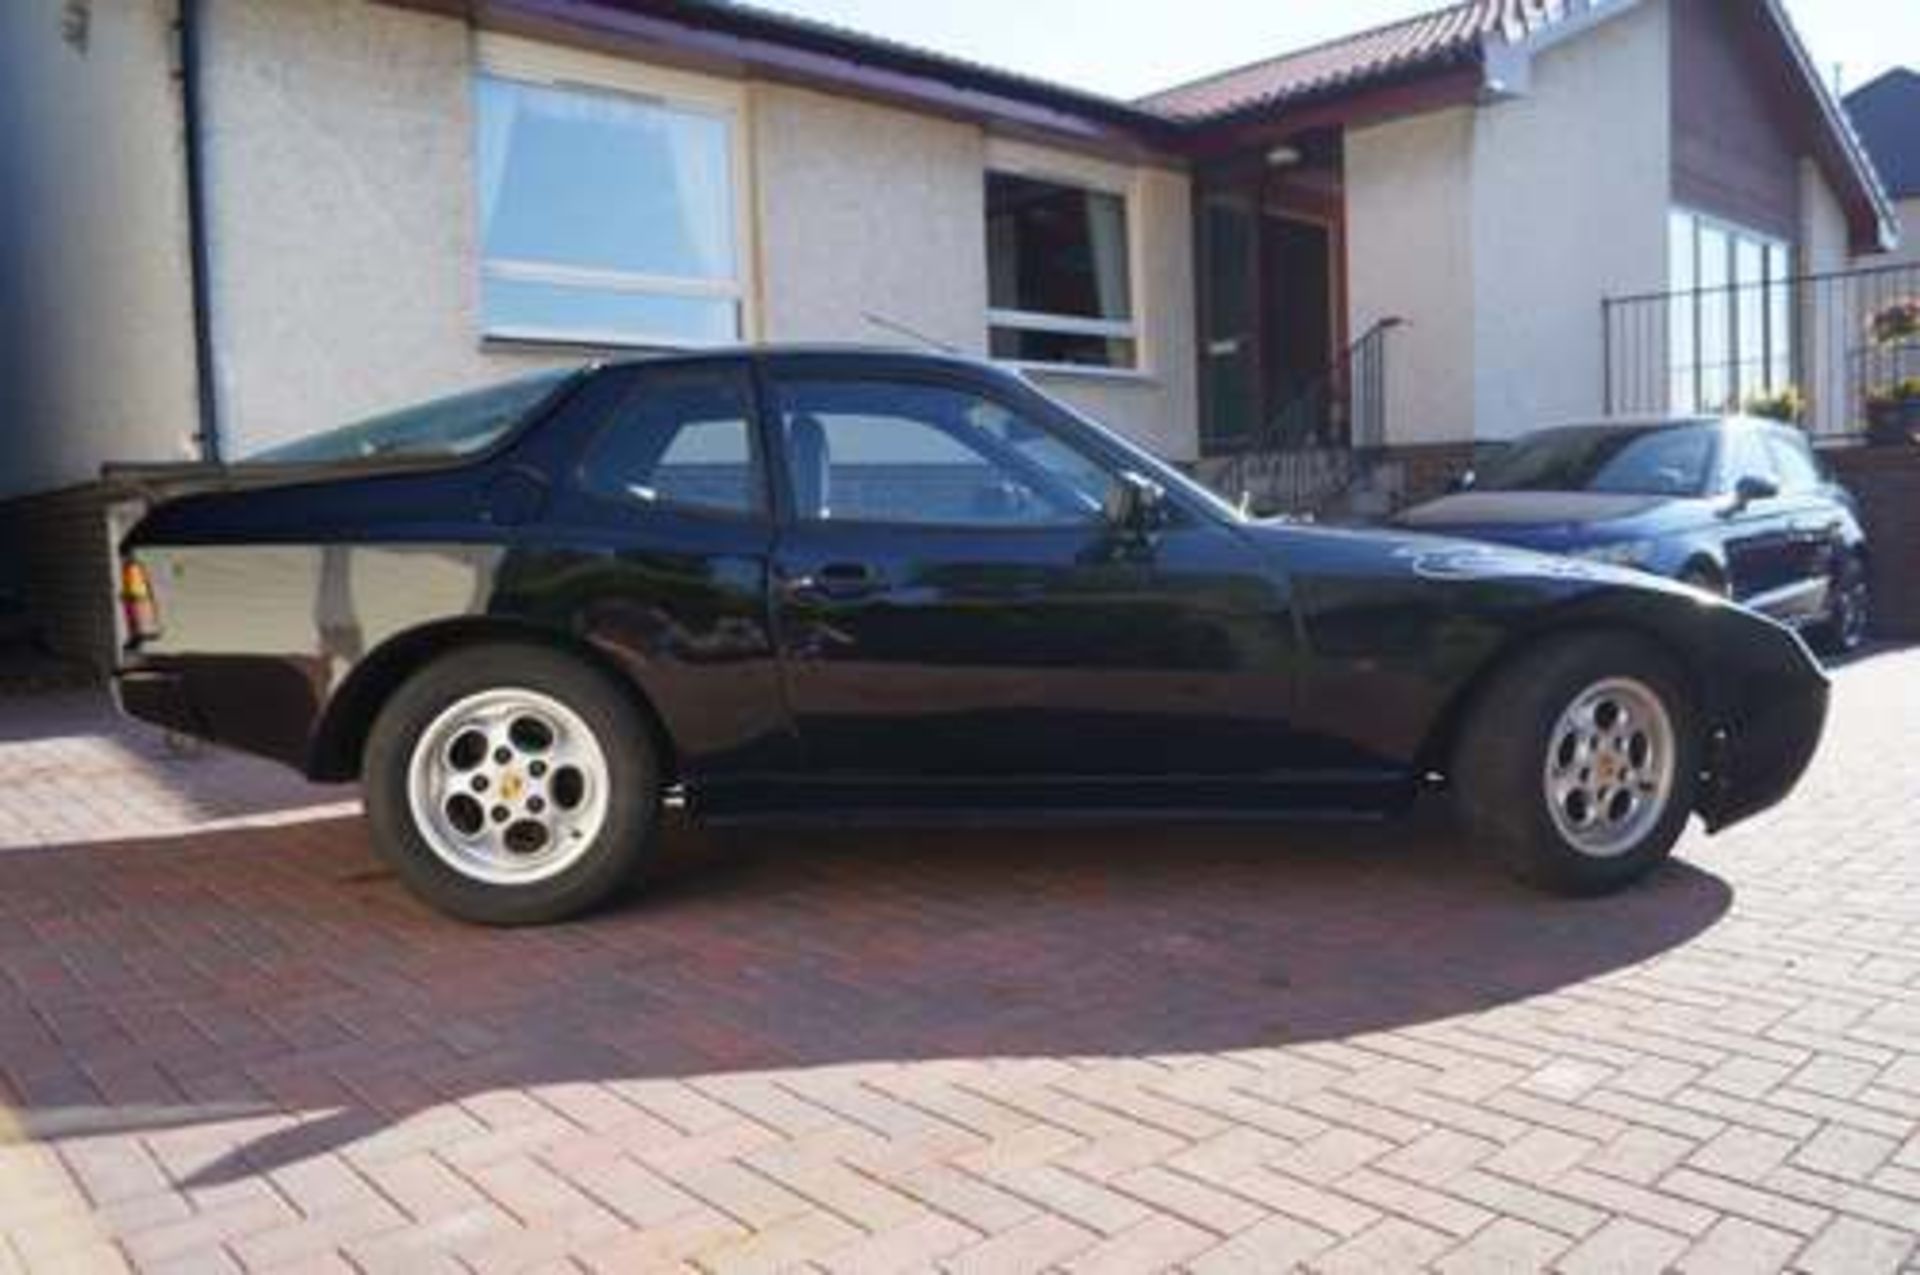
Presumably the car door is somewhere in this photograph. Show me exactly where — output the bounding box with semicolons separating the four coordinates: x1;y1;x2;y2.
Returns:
1714;426;1797;613
528;359;796;783
1760;428;1843;623
760;358;1305;801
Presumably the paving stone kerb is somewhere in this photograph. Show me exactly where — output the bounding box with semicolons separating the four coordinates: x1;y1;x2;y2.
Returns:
0;649;1915;1272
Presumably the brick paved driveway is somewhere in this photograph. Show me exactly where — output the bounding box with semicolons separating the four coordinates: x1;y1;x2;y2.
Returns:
0;651;1915;1274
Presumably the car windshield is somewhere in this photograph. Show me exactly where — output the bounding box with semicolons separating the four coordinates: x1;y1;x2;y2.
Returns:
1474;423;1717;497
245;369;579;464
1023;383;1249;524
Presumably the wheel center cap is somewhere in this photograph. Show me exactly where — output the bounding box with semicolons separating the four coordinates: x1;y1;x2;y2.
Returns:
500;772;525;802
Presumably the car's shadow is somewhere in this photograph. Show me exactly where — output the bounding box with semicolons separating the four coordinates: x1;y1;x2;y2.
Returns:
0;808;1731;1188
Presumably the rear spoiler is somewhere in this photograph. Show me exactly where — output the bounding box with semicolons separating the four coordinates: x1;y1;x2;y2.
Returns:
99;453;453;503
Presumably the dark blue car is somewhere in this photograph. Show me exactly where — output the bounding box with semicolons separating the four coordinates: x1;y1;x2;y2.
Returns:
1398;416;1870;653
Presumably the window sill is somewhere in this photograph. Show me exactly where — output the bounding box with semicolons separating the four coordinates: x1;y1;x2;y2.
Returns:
481;333;692;359
480;330;741;360
1003;361;1159;386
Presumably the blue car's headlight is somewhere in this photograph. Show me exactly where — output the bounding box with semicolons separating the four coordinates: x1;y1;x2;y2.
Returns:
1570;539;1661;569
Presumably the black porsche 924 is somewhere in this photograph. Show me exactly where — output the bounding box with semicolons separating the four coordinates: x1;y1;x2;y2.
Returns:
110;349;1828;925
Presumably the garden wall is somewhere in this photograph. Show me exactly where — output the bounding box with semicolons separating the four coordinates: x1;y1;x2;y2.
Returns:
1826;443;1920;639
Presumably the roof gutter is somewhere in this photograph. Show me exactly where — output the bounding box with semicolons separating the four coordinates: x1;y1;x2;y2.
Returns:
452;0;1182;153
1753;0;1899;254
178;0;223;463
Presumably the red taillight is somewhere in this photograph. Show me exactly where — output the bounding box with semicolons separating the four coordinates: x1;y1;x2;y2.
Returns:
120;559;161;643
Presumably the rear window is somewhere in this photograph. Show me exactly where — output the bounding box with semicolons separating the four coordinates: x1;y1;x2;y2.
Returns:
245;369;578;464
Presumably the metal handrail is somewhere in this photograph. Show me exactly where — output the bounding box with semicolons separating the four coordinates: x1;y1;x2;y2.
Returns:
1234;315;1405;456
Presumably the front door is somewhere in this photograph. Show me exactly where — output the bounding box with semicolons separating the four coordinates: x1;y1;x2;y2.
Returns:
1716;427;1801;612
1760;428;1844;622
1263;215;1335;444
762;361;1301;795
1197;172;1340;453
1199;184;1263;451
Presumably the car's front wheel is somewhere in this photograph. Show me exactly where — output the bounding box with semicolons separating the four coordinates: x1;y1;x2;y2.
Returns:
363;644;661;925
1455;634;1700;895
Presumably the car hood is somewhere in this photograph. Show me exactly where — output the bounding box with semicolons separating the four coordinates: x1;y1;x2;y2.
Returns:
1242;518;1686;598
1397;491;1671;531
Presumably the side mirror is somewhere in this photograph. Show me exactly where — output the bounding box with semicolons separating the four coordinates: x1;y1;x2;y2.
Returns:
1103;470;1167;531
1448;469;1477;493
1731;475;1779;511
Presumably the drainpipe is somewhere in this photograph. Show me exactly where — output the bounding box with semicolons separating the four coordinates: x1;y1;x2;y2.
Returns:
178;0;222;463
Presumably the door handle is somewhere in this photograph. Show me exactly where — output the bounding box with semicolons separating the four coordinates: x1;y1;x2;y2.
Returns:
783;562;888;601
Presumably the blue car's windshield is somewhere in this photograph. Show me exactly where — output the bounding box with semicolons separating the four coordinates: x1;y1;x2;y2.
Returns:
246;369;579;464
1475;423;1717;497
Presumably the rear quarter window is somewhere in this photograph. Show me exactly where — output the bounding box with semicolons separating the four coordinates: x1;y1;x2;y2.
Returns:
577;367;763;517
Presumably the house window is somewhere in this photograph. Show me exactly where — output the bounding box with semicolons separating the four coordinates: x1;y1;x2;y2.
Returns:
1667;210;1793;414
474;66;744;348
986;171;1138;370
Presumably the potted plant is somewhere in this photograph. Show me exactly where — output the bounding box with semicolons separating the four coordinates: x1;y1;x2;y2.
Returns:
1744;385;1804;425
1869;297;1920;346
1866;376;1920;445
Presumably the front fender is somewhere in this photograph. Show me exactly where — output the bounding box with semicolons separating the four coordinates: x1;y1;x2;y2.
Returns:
1274;528;1828;827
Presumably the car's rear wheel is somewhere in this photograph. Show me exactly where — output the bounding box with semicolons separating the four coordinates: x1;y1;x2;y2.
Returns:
364;644;661;925
1810;552;1870;655
1454;633;1700;895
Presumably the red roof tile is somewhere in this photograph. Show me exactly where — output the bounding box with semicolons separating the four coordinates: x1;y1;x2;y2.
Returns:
1141;0;1581;121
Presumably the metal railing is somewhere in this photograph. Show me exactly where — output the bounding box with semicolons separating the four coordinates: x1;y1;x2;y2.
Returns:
1199;317;1403;517
1603;259;1920;437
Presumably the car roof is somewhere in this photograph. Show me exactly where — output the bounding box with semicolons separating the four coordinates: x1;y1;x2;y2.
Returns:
1529;414;1785;434
596;343;1008;377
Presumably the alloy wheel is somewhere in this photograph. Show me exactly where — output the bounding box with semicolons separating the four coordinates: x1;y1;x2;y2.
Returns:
1542;677;1677;858
405;687;611;885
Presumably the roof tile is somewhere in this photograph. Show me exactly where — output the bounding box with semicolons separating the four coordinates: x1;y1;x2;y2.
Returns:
1139;0;1590;121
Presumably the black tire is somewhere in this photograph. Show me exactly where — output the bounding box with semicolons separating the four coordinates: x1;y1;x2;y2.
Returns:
1809;552;1870;656
1453;633;1700;896
363;643;662;925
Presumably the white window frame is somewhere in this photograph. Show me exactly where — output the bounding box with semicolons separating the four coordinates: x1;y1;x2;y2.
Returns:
473;35;757;350
1667;206;1793;414
985;139;1147;377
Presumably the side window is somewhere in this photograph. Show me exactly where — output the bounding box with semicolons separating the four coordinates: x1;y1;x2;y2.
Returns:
579;367;761;516
1763;432;1822;494
773;378;1112;527
1719;430;1778;493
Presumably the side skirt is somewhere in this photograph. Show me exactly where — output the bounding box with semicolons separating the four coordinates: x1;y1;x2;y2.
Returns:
685;771;1418;825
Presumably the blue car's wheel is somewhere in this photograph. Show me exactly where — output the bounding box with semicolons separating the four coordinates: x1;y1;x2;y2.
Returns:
1811;553;1870;655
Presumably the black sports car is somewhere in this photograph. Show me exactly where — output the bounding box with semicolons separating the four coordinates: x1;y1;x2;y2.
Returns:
110;350;1828;924
1398;417;1870;653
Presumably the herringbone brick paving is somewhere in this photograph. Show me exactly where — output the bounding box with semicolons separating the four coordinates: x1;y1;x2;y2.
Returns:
0;649;1914;1272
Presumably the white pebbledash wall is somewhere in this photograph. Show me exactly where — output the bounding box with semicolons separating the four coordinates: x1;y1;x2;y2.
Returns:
1345;107;1479;448
1801;158;1856;435
193;0;1198;460
1348;0;1672;450
0;0;202;500
1467;2;1672;441
196;0;572;457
